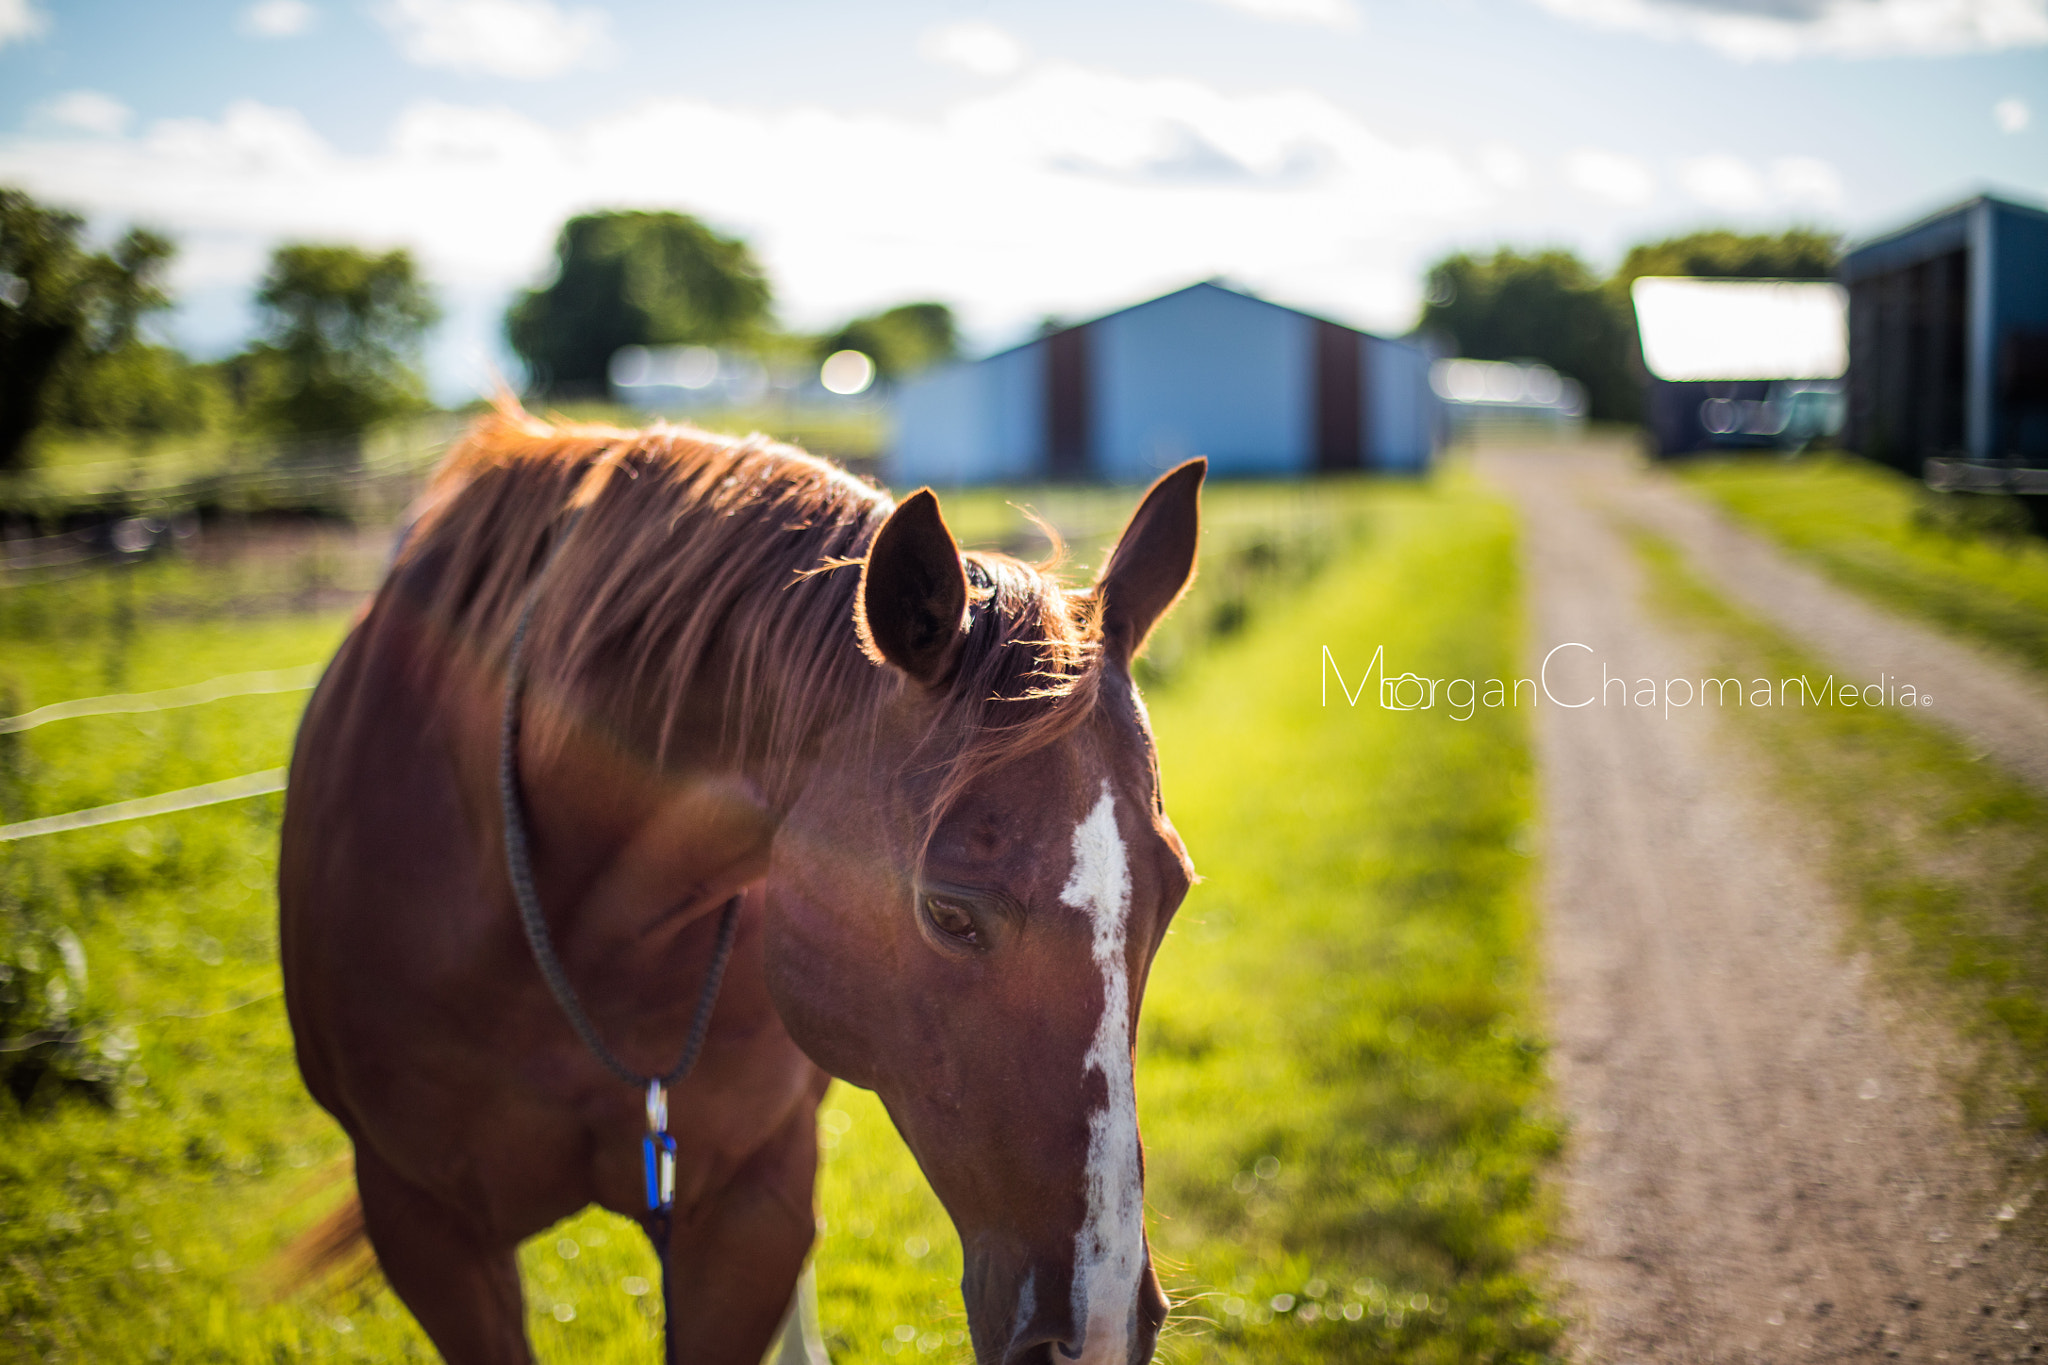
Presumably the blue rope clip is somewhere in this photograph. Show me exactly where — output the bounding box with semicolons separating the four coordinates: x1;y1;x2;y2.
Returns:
643;1081;676;1213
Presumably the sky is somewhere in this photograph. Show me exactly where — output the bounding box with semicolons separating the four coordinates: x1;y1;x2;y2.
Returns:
0;0;2042;399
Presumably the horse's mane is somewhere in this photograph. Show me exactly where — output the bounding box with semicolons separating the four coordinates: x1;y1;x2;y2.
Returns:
399;401;1105;818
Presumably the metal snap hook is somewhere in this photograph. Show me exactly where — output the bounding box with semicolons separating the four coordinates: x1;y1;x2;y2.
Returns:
645;1080;668;1136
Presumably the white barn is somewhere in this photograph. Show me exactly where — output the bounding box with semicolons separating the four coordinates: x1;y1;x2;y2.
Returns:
890;281;1439;485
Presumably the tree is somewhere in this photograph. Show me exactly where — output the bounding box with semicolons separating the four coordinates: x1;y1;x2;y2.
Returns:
1614;228;1840;290
250;243;439;444
0;188;182;471
94;227;176;351
507;211;773;398
44;341;224;441
817;302;958;381
43;228;226;443
0;190;91;472
1419;248;1640;421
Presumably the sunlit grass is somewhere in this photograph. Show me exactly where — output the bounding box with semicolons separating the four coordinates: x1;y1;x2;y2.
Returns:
1679;451;2048;676
1129;478;1560;1364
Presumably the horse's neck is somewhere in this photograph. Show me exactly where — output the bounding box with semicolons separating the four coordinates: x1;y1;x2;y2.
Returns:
508;684;779;940
486;565;881;951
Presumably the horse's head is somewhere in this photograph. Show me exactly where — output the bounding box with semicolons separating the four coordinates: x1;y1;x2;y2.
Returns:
764;462;1204;1365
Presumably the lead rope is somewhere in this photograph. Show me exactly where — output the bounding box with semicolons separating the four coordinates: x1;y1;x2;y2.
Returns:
497;508;742;1365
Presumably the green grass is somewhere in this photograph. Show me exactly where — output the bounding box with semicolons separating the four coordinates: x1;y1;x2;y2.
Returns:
0;524;393;653
5;417;457;514
1679;452;2048;676
17;428;266;486
1129;476;1560;1364
1626;522;2048;1147
1;476;1561;1363
0;564;364;1361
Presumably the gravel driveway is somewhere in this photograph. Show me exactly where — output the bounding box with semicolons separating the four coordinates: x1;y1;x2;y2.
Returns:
1479;443;2040;1362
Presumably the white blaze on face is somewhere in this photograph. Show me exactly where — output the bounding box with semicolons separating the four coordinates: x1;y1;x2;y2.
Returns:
1060;781;1144;1365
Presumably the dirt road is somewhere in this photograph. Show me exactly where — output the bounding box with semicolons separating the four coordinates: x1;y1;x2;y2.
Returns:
1613;468;2048;796
1479;445;2039;1362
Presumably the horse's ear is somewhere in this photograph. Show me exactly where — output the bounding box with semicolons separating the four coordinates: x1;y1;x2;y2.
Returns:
859;488;969;687
1096;458;1206;663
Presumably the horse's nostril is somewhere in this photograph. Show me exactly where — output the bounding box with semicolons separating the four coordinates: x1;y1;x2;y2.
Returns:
995;1332;1070;1365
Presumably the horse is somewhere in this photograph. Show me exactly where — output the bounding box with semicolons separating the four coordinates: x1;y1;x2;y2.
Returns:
278;402;1205;1365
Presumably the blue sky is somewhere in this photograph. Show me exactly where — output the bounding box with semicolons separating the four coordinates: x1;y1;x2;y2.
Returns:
1;0;2041;398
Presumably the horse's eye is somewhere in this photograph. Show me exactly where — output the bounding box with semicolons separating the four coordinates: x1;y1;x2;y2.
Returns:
924;896;978;944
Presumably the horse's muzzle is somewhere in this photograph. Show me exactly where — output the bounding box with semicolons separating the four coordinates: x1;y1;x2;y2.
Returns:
964;1247;1168;1365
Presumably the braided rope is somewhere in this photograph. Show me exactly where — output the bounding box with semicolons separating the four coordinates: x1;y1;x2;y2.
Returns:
498;580;740;1089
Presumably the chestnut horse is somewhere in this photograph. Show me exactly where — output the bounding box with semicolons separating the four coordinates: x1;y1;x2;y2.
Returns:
278;405;1203;1365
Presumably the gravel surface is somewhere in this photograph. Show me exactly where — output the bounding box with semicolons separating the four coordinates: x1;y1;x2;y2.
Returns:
1479;444;2042;1363
1609;463;2048;796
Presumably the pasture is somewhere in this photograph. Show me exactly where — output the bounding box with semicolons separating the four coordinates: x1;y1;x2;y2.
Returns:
0;473;1559;1362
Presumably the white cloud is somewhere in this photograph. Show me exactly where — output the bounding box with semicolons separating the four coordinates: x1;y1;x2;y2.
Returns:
40;91;132;137
1678;152;1766;209
1566;147;1657;204
1202;0;1362;29
917;21;1028;77
0;0;48;49
1996;95;2032;131
241;0;316;37
1528;0;2048;59
0;68;1486;385
146;100;331;178
1770;155;1844;208
387;101;559;164
1675;152;1844;213
376;0;610;79
1477;142;1532;190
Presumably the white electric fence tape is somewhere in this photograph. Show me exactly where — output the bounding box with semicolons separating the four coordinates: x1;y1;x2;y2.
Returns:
0;666;320;839
0;768;288;843
0;666;320;734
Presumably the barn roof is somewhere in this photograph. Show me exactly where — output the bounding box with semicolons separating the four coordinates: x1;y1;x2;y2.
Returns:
977;278;1381;364
1630;277;1847;383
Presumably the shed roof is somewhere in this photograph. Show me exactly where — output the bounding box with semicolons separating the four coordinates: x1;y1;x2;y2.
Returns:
1840;191;2048;283
1631;277;1847;383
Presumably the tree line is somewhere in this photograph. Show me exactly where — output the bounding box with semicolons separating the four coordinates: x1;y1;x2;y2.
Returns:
0;188;443;472
0;192;958;474
0;178;1840;475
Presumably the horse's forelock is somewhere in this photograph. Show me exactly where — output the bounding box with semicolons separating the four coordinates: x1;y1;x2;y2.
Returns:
911;550;1106;844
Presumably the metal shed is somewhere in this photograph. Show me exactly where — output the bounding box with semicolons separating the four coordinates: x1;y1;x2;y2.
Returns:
1839;193;2048;480
889;281;1439;486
